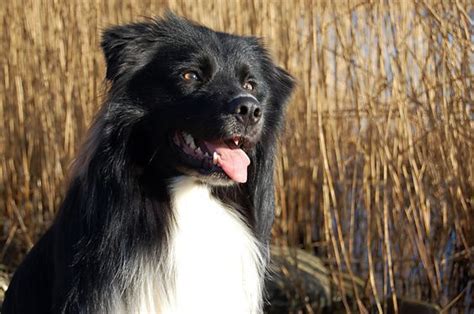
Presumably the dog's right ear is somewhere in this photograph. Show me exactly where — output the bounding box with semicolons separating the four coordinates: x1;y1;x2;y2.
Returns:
101;23;157;82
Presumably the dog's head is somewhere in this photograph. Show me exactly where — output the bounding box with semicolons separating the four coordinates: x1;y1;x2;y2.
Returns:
101;14;294;186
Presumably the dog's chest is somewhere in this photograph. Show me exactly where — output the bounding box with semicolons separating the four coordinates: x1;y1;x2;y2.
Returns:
156;179;264;313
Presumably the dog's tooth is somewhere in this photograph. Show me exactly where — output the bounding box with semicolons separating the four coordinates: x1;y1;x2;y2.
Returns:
184;133;193;144
234;138;239;146
195;147;202;155
204;151;210;157
184;133;196;149
213;152;220;165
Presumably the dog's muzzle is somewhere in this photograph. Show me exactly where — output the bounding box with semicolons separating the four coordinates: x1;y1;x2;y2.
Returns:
227;95;262;126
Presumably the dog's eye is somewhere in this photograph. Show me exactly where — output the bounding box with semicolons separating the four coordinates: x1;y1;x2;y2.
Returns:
182;71;200;82
243;81;255;91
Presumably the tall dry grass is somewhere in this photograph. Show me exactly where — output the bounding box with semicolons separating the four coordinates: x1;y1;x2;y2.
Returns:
0;0;472;312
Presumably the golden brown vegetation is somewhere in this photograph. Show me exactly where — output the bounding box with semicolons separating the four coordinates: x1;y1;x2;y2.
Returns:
0;0;472;312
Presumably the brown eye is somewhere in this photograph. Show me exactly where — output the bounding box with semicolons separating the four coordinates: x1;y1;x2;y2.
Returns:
243;81;255;91
183;71;200;81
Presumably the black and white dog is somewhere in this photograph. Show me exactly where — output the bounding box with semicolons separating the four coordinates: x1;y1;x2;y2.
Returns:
3;13;294;313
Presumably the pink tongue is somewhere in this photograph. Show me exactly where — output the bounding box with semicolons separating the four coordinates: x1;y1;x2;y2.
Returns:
204;140;250;183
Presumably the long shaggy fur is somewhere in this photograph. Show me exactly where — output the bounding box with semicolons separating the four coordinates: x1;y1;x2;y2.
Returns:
3;13;294;314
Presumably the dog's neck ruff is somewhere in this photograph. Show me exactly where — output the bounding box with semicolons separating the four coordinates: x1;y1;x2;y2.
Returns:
137;177;265;314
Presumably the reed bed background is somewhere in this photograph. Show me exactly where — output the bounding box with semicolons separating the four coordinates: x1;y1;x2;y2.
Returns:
1;0;472;312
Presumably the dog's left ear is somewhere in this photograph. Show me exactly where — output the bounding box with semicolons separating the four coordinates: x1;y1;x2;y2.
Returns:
264;65;294;133
101;23;158;82
272;66;295;107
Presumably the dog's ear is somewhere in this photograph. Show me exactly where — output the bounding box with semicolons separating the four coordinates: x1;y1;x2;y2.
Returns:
262;65;295;133
272;66;295;106
101;23;158;82
248;66;293;248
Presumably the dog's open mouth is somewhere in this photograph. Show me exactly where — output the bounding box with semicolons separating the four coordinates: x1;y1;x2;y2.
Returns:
172;131;251;183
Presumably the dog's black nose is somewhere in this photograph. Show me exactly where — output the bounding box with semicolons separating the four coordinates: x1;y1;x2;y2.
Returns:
228;96;262;125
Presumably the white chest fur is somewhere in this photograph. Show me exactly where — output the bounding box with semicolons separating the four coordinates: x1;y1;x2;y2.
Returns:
155;178;265;314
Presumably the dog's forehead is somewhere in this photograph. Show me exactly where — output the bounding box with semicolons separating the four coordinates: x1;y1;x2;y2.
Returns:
185;38;262;71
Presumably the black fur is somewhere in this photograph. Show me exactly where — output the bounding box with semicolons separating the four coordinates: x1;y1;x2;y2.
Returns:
3;13;294;313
